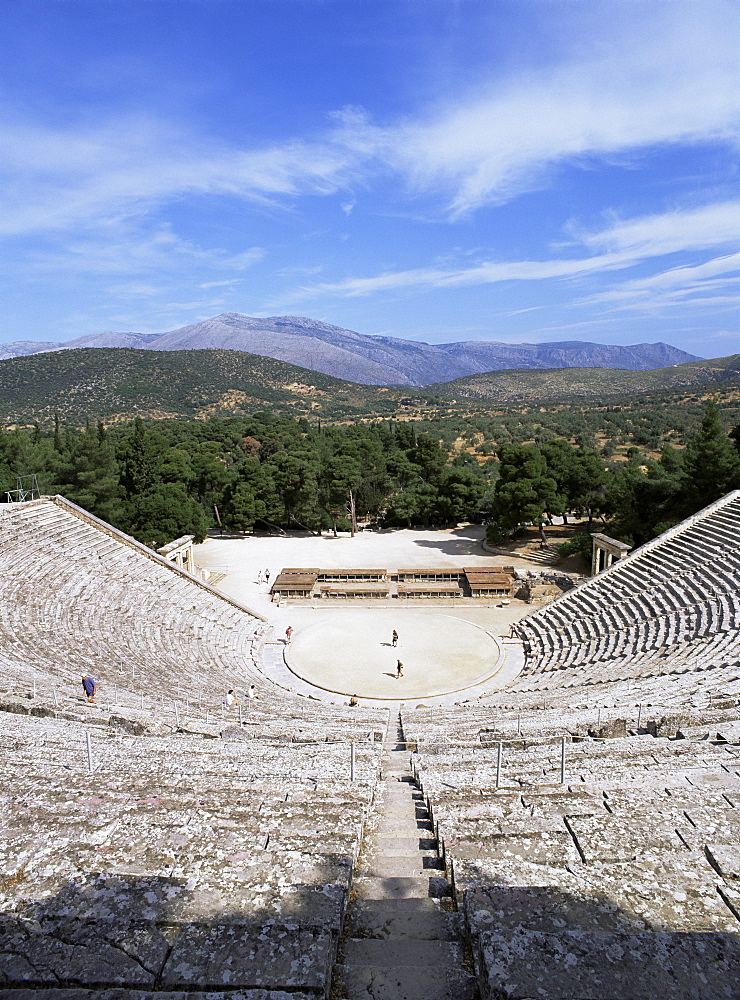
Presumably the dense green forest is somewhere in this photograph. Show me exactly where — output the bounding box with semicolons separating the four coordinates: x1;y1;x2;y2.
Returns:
2;401;740;552
0;414;495;547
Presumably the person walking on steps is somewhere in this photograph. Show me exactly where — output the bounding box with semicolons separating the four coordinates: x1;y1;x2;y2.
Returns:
81;675;96;703
396;660;404;679
391;630;398;647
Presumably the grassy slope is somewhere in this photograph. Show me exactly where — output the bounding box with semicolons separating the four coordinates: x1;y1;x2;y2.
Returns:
424;354;740;401
2;347;740;427
0;348;402;425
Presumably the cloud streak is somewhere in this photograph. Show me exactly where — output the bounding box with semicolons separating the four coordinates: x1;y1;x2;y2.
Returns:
0;5;738;236
292;200;740;301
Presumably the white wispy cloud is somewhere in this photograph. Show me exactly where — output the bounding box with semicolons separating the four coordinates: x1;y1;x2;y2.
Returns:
23;226;264;279
289;200;740;304
389;3;740;215
0;115;363;237
577;203;740;258
0;5;737;238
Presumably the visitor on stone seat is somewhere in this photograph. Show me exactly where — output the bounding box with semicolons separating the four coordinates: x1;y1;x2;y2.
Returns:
349;694;359;706
224;689;239;708
248;684;258;700
81;675;96;703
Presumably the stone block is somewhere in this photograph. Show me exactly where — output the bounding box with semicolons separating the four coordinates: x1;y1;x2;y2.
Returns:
352;874;452;900
29;706;56;719
0;702;29;716
566;855;740;933
341;937;464;966
333;961;477;1000
475;927;740;1000
0;916;166;987
706;844;740;880
565;815;685;863
108;715;148;735
345;899;463;940
160;923;333;992
464;883;642;936
446;830;578;867
0;992;318;1000
646;714;691;738
589;718;627;739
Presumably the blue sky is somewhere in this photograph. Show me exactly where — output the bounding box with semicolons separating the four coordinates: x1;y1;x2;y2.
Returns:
1;0;738;356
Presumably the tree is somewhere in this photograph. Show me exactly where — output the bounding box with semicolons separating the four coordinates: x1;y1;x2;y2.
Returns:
268;450;321;531
118;418;163;497
603;454;682;545
221;458;280;532
51;424;124;525
493;444;566;545
320;455;364;536
681;400;740;511
435;467;487;525
125;483;208;548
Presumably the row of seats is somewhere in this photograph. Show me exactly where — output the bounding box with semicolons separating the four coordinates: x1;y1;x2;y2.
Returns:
1;710;385;994
0;495;391;995
515;491;740;681
407;719;740;998
0;497;271;709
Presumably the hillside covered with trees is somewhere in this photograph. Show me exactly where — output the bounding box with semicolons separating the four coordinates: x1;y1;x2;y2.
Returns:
1;402;740;553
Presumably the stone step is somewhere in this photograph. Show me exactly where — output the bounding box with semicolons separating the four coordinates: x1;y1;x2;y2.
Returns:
381;791;423;805
346;899;464;940
381;801;428;816
342;937;464;966
352;875;453;900
366;835;438;856
358;855;444;878
333;962;477;1000
382;782;422;795
376;811;432;826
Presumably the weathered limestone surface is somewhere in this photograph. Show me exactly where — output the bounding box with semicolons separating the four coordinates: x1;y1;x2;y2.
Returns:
0;992;318;1000
5;493;740;998
514;491;740;694
475;927;740;1000
0;706;384;994
161;923;333;990
332;718;477;1000
410;716;740;998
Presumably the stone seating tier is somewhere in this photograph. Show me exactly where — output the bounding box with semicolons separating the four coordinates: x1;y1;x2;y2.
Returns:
515;492;740;682
406;715;740;999
0;497;276;706
0;710;384;995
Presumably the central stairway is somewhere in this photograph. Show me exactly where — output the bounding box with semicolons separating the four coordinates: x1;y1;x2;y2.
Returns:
332;714;478;1000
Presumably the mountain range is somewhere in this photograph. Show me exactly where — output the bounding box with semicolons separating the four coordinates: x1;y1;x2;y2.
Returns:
1;347;738;428
0;312;701;386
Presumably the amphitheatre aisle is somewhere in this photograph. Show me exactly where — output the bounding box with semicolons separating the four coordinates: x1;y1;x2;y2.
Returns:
194;524;545;703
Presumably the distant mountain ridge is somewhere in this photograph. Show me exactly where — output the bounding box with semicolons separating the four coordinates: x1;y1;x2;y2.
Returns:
0;348;738;428
0;312;701;385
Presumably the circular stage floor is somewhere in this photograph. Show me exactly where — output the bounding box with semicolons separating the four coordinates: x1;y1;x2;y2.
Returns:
285;609;504;700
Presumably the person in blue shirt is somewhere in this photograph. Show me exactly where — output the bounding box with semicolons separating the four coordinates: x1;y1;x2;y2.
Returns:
81;675;96;703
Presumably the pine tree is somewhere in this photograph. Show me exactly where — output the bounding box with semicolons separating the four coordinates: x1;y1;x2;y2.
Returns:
681;400;740;511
